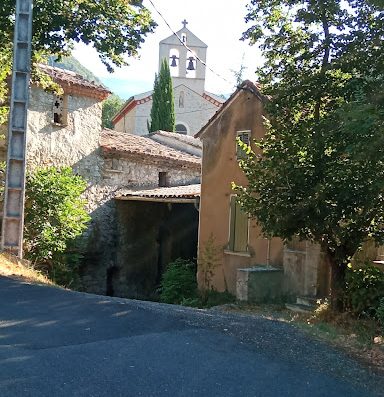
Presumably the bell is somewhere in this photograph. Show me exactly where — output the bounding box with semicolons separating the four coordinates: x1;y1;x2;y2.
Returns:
187;57;195;71
170;55;178;67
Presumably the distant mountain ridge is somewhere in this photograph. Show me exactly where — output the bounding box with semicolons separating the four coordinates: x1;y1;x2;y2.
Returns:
47;55;103;85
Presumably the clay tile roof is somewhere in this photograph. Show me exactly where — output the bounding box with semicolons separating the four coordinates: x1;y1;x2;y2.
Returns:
100;129;201;168
116;184;201;201
38;64;111;100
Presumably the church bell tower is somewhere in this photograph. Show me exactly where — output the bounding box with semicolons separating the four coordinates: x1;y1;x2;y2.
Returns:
158;20;207;95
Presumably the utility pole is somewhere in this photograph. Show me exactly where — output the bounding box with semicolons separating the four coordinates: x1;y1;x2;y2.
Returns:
1;0;33;257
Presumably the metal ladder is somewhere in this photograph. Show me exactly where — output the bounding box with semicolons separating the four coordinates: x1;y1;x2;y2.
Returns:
1;0;33;257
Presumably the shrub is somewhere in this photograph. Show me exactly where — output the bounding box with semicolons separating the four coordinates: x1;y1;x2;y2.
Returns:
24;166;90;286
160;259;197;304
344;264;384;317
160;258;236;308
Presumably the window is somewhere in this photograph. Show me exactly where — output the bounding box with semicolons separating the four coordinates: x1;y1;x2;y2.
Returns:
52;94;68;125
169;48;180;77
236;130;251;159
228;196;249;252
186;50;196;78
158;172;169;187
175;124;187;135
179;91;185;108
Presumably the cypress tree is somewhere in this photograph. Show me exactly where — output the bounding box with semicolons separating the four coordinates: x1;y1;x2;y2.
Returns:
149;58;175;132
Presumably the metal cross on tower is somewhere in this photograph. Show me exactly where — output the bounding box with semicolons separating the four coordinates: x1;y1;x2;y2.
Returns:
1;0;33;257
182;19;188;28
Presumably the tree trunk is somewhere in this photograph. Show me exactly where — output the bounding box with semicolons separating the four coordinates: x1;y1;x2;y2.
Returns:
326;250;347;311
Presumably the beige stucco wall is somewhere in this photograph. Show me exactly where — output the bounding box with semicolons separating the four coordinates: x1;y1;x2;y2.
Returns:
115;103;133;135
197;89;330;298
197;90;284;295
115;105;137;136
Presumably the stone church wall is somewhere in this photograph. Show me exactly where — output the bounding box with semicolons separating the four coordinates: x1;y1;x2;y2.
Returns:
119;85;221;136
174;85;219;136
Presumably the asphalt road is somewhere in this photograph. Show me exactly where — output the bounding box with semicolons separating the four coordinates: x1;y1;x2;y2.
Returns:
0;276;382;397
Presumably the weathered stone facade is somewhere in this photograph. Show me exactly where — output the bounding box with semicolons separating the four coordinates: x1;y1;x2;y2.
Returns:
2;65;202;297
27;87;103;183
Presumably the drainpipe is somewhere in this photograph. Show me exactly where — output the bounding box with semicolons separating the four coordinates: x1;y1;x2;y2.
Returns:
194;197;200;211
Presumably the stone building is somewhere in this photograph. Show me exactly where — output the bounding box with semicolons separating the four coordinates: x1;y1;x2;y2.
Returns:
112;21;225;136
2;65;202;298
25;64;110;182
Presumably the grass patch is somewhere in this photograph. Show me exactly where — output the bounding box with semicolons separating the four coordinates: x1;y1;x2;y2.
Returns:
0;252;53;285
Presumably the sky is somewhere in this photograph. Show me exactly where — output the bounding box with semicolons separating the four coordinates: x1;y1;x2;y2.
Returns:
72;0;263;99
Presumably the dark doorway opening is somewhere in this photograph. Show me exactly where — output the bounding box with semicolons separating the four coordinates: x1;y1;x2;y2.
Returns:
106;266;120;296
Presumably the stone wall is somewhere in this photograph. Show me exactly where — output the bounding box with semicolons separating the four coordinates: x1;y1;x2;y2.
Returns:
103;156;200;188
2;85;202;297
118;85;221;136
27;87;103;183
25;87;117;294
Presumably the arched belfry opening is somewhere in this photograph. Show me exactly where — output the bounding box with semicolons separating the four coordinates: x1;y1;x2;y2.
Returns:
186;50;196;79
169;48;180;77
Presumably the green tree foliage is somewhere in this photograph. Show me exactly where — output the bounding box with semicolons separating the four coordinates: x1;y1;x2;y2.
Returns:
149;58;175;132
236;0;384;308
0;0;155;123
344;264;384;317
24;167;90;286
102;94;124;129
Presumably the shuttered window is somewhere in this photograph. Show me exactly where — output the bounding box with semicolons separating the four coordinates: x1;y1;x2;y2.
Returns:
236;130;251;160
229;196;249;252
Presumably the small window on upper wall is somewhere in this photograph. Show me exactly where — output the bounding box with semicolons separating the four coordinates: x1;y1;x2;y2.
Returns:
181;33;187;44
159;172;169;187
236;130;251;160
52;94;68;125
